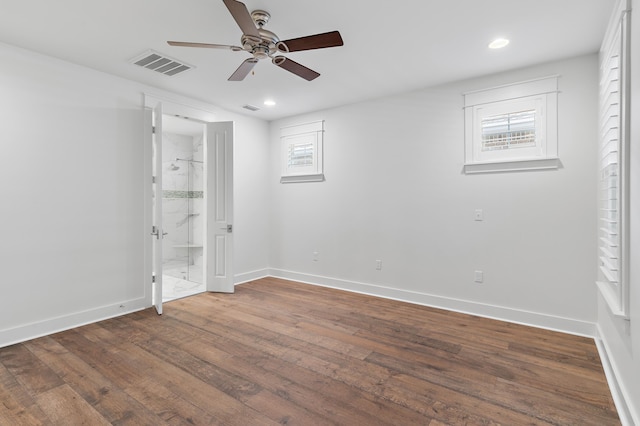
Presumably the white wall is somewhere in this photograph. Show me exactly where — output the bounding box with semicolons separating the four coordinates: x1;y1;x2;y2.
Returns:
596;0;640;424
1;28;635;424
268;54;599;335
0;42;270;346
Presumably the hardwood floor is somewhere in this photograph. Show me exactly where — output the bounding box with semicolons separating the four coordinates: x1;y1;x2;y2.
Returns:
0;277;620;425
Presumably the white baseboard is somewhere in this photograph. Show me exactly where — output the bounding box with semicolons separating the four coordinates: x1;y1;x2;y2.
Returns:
0;297;148;349
0;268;266;349
595;325;638;426
234;268;270;285
268;268;596;337
0;268;597;356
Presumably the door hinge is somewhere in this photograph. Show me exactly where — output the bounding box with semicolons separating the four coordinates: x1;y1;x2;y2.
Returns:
152;126;156;134
152;176;156;184
152;275;156;283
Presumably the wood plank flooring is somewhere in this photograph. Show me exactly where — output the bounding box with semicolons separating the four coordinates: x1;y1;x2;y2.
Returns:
0;277;620;425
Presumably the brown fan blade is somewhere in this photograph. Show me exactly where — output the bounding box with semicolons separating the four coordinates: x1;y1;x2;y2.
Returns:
222;0;260;38
168;41;243;51
272;56;320;81
228;58;258;81
278;31;343;53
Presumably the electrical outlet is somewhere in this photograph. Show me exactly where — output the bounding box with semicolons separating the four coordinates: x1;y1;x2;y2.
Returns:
313;251;319;262
474;270;484;283
376;260;382;270
474;209;484;221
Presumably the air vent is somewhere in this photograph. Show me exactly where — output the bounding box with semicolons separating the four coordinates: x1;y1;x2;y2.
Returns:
243;104;260;111
130;50;194;76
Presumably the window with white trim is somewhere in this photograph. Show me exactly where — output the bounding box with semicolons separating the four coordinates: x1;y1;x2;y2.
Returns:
463;76;559;174
597;0;630;319
281;121;324;183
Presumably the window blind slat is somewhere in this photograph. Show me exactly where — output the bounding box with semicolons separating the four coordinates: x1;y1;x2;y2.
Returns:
600;246;618;260
600;237;618;248
600;265;618;283
600;255;618;271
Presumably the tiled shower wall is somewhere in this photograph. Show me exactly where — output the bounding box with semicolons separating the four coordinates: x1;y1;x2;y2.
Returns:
162;131;204;272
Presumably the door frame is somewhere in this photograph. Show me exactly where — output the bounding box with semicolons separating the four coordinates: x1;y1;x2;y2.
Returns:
151;101;164;314
143;94;234;310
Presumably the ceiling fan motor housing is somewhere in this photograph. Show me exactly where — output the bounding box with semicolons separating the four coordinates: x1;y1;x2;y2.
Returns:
241;11;282;60
242;27;280;59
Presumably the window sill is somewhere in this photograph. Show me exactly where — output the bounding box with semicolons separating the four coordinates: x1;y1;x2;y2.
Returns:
281;173;325;183
463;157;560;174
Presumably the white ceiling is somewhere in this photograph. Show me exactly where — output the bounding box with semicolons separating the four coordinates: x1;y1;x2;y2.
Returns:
0;0;616;121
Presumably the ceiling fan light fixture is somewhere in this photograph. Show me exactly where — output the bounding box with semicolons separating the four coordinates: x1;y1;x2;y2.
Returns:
168;1;344;81
488;38;510;49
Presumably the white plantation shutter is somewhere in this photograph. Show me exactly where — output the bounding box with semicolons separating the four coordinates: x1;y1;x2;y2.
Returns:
599;44;620;284
597;0;630;318
287;140;315;168
481;109;536;151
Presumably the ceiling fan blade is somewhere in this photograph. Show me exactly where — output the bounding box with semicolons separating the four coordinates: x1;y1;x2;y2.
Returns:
222;0;260;38
228;58;258;81
273;56;320;81
278;31;344;53
168;41;243;51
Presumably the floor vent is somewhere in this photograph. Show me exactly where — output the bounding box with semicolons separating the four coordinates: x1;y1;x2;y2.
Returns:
243;104;260;111
130;50;194;76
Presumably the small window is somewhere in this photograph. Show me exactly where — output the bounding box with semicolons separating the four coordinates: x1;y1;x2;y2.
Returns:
463;76;559;173
281;121;324;183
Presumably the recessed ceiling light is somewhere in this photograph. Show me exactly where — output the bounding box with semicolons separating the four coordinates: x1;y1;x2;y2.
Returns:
264;100;276;106
488;38;510;49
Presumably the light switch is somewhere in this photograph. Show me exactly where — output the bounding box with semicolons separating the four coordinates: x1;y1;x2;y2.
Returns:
474;209;483;221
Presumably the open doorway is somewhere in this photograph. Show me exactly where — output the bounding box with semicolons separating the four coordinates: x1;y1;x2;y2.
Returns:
161;115;205;302
145;95;236;315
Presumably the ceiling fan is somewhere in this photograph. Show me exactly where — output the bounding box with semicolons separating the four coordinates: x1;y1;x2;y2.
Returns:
167;0;344;81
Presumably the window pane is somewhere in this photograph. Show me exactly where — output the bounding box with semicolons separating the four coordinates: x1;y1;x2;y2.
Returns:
481;110;536;151
288;142;314;168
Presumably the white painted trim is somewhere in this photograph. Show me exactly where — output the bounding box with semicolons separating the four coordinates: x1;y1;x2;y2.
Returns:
143;107;153;308
280;120;324;137
234;269;271;285
596;281;629;318
595;325;638;426
0;298;148;349
267;269;596;337
463;158;560;174
463;75;560;107
143;93;219;123
280;173;325;183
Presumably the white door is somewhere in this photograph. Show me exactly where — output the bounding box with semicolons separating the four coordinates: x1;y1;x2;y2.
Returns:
151;103;164;314
205;121;234;293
